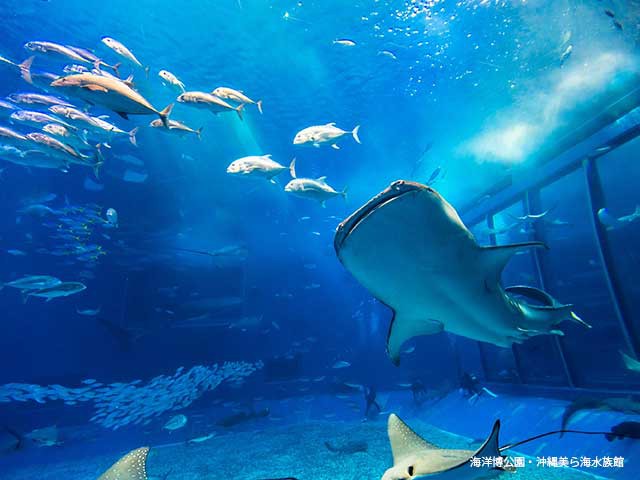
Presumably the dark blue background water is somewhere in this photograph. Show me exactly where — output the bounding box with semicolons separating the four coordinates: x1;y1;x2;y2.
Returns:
0;0;639;446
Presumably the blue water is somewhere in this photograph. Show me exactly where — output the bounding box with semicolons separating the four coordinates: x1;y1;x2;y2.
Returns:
1;0;640;479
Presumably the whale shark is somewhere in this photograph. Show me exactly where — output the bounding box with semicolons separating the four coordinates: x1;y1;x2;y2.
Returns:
98;446;149;480
382;414;508;480
334;180;590;365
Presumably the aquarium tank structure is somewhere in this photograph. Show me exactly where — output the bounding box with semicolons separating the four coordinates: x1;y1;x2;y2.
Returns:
1;1;640;479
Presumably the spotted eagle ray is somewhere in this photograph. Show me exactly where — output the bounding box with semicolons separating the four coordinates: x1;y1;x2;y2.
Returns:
334;181;590;365
382;414;508;480
98;446;149;480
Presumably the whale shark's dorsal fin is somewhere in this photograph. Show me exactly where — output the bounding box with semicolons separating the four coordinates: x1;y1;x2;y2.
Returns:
480;241;546;285
97;447;150;480
388;414;439;464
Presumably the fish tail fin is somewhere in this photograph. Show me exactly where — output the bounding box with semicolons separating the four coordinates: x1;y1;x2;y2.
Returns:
3;426;23;450
289;158;297;178
78;129;89;145
22;291;29;304
19;56;34;85
196;127;203;140
93;144;105;179
236;103;245;121
129;127;139;147
352;125;361;144
0;284;4;291
341;186;348;200
256;100;263;114
112;62;121;76
159;103;174;127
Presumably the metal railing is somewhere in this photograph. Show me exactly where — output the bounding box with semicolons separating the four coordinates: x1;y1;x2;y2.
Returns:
459;105;640;390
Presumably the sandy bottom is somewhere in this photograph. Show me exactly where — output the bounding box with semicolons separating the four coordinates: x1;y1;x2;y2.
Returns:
2;418;609;480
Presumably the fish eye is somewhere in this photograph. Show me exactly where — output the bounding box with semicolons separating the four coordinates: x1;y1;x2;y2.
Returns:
407;466;414;477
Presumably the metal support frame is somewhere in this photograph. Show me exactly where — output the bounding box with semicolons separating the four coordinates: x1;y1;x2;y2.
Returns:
525;190;576;388
460;106;640;392
582;157;640;358
477;213;526;384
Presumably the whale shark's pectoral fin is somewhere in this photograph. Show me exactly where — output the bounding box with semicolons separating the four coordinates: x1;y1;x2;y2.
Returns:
479;242;546;286
386;312;443;366
97;446;149;480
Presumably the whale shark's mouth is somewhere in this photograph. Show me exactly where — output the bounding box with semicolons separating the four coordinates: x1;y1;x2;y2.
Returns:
334;180;431;253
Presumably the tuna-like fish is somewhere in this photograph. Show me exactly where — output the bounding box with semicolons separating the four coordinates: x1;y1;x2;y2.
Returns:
101;36;144;69
7;93;74;108
159;70;185;92
10;109;73;129
226;155;292;183
149;118;201;139
1;275;61;291
25;281;86;302
284;159;346;207
50;73;172;126
293;122;361;149
25;132;103;177
24;41;90;64
66;46;120;74
42;123;90;148
211;87;262;114
177;91;244;120
334;181;589;365
0;125;28;144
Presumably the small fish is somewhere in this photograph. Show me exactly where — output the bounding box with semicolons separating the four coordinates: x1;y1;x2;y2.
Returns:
187;432;216;444
106;208;118;227
26;281;86;302
177;91;244;120
1;275;61;291
333;39;357;47
101;36;144;68
560;45;573;65
332;360;351;369
7;249;27;256
163;414;188;431
211;87;262;114
159;69;186;92
426;166;441;185
150;118;202;139
378;50;397;60
77;306;101;316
